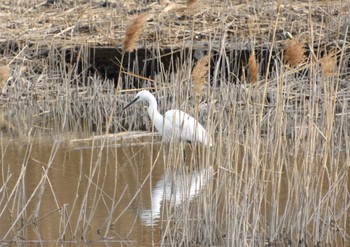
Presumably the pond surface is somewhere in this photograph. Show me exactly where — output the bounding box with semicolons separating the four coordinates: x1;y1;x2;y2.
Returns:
0;132;214;246
0;129;349;246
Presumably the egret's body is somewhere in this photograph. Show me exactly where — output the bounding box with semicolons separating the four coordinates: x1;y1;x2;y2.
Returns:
123;90;212;146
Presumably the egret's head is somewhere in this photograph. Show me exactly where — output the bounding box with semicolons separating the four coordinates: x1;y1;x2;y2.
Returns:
123;90;153;110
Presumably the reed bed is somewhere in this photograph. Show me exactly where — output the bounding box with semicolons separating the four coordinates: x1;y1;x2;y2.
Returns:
0;0;347;49
0;0;349;246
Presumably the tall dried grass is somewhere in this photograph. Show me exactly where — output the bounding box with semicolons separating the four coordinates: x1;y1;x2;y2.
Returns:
0;1;349;246
0;42;349;246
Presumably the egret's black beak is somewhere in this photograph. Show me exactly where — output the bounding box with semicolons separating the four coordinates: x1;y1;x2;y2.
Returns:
123;96;139;111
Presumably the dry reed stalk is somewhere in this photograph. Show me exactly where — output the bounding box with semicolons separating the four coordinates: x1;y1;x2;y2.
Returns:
276;0;282;13
123;13;148;52
247;17;255;37
248;52;258;84
320;52;336;76
163;0;199;15
284;39;306;67
192;55;210;97
0;65;9;90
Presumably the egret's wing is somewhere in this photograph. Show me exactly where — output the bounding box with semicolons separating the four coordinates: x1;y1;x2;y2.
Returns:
164;110;208;143
164;110;194;128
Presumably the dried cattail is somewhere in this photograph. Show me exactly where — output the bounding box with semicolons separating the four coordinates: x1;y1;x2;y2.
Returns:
284;39;306;67
248;52;258;84
247;17;255;37
187;0;197;7
320;52;336;76
0;65;9;90
276;0;282;13
123;13;148;52
192;55;210;97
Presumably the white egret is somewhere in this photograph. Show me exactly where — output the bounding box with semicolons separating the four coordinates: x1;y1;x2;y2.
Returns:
123;90;212;146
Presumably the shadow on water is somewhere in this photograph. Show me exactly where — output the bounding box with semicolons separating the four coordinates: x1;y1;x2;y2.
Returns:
140;165;214;226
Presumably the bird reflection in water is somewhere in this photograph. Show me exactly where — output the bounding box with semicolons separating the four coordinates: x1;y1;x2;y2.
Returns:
140;165;214;226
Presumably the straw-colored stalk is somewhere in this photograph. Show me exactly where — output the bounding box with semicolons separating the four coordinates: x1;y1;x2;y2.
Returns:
123;13;148;52
0;65;9;90
192;55;210;97
163;0;199;14
248;52;258;84
320;52;336;77
247;17;255;37
117;12;148;92
284;39;306;67
108;13;148;136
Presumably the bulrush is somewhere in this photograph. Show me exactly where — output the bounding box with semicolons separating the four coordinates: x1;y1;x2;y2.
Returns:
192;55;210;97
284;38;306;67
123;13;148;52
248;51;258;84
320;52;336;77
0;64;9;90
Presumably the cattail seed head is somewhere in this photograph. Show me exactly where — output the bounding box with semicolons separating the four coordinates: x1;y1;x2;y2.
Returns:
284;39;306;67
123;13;148;53
320;52;336;76
192;55;210;97
248;52;258;84
0;65;9;90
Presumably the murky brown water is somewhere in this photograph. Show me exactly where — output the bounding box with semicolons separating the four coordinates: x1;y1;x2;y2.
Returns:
0;133;214;246
0;132;349;246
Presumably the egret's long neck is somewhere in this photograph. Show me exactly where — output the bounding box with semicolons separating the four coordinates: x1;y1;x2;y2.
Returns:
147;96;163;129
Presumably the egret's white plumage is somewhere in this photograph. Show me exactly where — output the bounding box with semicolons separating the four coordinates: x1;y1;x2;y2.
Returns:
123;90;212;146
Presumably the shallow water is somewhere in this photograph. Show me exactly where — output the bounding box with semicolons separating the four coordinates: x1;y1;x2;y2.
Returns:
0;132;214;246
0;131;349;246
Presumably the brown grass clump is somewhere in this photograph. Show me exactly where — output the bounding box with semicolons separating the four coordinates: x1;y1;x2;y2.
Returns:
284;39;306;66
248;52;258;84
192;55;210;97
123;13;148;52
320;52;336;76
187;0;197;5
0;65;9;90
187;0;198;7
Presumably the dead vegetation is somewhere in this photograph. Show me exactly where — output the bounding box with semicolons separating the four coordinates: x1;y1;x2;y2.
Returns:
123;13;149;52
284;38;306;67
0;0;349;246
248;51;258;83
191;54;209;97
0;0;347;49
